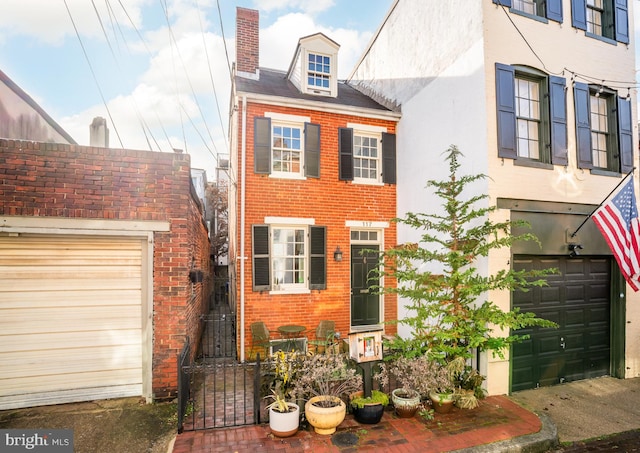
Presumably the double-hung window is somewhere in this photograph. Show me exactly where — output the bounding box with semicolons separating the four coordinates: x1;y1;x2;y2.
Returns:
254;115;320;178
515;76;543;159
339;125;396;184
252;223;326;292
354;133;380;182
493;0;563;22
308;53;330;91
574;83;633;174
571;0;629;44
495;63;568;167
272;124;301;174
272;226;306;290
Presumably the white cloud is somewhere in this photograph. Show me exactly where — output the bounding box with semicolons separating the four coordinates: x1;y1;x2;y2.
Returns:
253;0;335;15
0;0;148;45
261;13;373;78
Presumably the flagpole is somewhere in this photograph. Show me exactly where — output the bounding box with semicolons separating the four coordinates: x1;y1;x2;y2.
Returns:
569;167;636;238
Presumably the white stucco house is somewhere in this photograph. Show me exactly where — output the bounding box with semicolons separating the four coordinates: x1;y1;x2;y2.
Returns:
349;0;638;395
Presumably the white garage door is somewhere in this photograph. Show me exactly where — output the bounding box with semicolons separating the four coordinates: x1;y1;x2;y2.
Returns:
0;235;144;410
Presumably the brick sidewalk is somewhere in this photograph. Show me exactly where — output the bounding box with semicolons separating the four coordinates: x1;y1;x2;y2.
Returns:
172;395;541;453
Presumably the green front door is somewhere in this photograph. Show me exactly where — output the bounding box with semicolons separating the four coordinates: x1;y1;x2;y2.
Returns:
351;245;380;326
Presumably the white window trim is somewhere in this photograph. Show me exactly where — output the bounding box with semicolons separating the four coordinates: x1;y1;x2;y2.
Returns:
268;223;312;295
267;115;306;179
348;123;386;185
304;50;333;96
265;217;315;225
264;216;314;295
266;112;311;123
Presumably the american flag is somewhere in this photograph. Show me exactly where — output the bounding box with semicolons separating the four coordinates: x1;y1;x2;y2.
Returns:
592;178;640;292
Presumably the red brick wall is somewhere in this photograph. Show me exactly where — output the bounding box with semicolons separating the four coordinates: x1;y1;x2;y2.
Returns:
0;139;211;399
234;103;398;356
236;7;259;75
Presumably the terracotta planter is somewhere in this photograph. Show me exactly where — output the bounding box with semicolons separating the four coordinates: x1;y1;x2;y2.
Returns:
304;396;346;435
391;388;421;418
268;402;299;437
429;392;454;414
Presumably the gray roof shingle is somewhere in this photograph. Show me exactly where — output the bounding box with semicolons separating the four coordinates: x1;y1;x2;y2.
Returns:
235;68;391;112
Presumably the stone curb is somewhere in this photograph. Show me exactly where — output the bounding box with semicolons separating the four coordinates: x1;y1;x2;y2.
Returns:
452;412;559;453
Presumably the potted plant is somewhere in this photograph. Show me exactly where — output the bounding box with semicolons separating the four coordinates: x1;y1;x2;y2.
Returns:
291;353;362;435
264;384;300;437
377;354;451;418
261;350;304;437
349;389;389;424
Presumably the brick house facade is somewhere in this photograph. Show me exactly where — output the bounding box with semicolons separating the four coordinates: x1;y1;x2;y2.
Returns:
229;8;401;361
0;139;211;408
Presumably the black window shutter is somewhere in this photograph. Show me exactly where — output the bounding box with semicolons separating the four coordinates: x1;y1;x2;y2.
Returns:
617;96;633;174
492;0;512;6
614;0;629;44
573;82;593;169
252;225;271;291
495;63;517;159
382;132;396;184
339;128;354;181
309;226;326;290
547;0;563;22
549;76;568;166
254;117;271;174
571;0;587;30
304;122;321;178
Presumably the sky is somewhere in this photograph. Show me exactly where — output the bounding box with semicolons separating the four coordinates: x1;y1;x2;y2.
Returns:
0;0;394;176
1;1;639;178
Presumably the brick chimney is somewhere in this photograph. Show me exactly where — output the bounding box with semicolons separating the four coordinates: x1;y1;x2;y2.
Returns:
236;7;259;79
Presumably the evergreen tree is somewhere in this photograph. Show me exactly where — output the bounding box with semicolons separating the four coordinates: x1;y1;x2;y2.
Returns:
374;145;557;361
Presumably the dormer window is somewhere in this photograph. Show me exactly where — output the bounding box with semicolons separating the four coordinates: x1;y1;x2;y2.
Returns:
287;33;339;98
308;53;331;91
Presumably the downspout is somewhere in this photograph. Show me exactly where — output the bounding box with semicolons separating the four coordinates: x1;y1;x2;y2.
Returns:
240;94;247;362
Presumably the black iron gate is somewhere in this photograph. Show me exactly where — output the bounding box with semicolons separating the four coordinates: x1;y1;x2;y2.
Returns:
178;301;264;432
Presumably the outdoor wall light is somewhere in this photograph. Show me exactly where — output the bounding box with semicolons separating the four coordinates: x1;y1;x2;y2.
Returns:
568;244;583;258
334;246;343;262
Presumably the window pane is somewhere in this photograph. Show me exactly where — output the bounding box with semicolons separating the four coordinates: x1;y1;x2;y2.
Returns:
272;124;302;173
353;134;379;181
515;76;542;160
272;227;306;287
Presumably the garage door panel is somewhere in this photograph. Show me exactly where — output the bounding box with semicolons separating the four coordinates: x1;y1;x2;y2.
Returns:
0;277;141;292
0;368;142;396
565;309;585;327
1;305;142;335
512;255;610;391
0;264;141;279
0;235;144;410
1;329;142;353
0;344;142;380
0;290;142;308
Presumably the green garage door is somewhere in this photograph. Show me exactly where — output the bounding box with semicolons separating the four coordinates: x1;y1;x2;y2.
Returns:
511;255;611;392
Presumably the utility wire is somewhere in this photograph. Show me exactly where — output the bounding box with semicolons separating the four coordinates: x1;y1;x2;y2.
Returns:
216;0;233;82
64;0;124;148
160;0;218;157
93;0;157;151
196;0;228;153
115;0;176;151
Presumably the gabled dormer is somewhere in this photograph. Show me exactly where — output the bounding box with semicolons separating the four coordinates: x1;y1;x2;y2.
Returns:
287;33;340;98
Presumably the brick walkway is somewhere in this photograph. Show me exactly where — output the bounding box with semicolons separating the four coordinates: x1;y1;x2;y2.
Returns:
172;395;541;452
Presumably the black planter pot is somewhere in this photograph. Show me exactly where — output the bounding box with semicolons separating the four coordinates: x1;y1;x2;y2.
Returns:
352;404;385;424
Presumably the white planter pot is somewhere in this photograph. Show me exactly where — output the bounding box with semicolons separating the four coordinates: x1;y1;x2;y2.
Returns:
269;402;300;437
